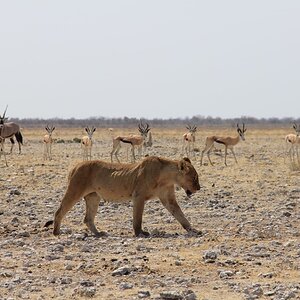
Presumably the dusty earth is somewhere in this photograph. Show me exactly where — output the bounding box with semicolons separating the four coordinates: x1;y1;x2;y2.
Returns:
1;126;300;300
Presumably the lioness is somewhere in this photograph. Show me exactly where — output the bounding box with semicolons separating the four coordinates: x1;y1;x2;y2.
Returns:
45;156;201;237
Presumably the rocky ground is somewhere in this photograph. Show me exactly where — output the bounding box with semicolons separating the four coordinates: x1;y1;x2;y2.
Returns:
1;127;300;300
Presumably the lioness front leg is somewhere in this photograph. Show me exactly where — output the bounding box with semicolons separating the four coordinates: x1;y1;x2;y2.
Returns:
132;197;149;237
159;188;200;234
84;193;106;237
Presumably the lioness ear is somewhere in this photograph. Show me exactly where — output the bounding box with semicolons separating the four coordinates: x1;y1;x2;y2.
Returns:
183;157;191;164
179;161;185;171
179;159;188;172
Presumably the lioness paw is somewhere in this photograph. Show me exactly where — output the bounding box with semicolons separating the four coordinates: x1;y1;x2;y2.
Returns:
94;231;108;238
136;230;150;238
187;228;202;237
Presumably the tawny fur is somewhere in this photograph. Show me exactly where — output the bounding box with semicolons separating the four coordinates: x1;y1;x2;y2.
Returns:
45;156;201;237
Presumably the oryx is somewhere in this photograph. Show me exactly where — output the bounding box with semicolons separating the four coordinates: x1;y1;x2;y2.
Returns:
0;105;23;155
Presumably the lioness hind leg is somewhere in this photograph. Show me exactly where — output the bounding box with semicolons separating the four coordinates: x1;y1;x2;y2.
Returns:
132;197;149;237
84;193;106;237
53;190;84;236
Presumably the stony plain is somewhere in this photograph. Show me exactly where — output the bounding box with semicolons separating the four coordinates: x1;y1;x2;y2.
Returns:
1;126;300;300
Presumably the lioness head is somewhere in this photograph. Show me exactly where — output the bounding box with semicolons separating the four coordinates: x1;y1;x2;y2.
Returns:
177;157;200;197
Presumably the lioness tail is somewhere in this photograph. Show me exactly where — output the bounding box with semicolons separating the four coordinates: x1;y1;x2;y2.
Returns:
44;220;54;227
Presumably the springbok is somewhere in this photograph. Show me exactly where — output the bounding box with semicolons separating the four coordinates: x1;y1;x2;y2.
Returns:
43;125;55;160
81;126;96;160
111;122;151;163
0;106;23;154
182;125;197;158
200;123;247;166
285;123;300;163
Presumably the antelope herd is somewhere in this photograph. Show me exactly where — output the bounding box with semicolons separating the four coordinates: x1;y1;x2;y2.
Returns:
1;106;300;167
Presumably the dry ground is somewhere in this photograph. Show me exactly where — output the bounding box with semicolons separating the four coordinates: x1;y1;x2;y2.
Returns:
0;126;300;300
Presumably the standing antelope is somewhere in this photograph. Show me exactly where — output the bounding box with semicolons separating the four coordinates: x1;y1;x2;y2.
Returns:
182;125;197;158
0;135;8;166
43;125;55;160
200;123;247;166
0;106;23;154
81;126;96;160
111;122;151;163
285;123;300;163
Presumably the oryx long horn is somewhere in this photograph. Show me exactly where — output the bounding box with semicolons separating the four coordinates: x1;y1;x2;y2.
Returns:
3;105;8;119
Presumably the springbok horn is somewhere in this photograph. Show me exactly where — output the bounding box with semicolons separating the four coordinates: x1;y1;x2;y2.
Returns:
138;123;143;133
145;123;150;132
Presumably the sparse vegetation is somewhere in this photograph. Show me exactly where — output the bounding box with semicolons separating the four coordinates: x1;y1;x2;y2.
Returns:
9;116;300;128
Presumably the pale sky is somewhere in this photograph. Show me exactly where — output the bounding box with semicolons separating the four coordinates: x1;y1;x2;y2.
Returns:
0;1;300;120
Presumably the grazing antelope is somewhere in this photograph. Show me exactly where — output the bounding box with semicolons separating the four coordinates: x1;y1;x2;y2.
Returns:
182;125;197;158
111;122;151;163
43;125;55;160
285;123;300;163
81;126;96;160
0;106;23;154
200;123;247;166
